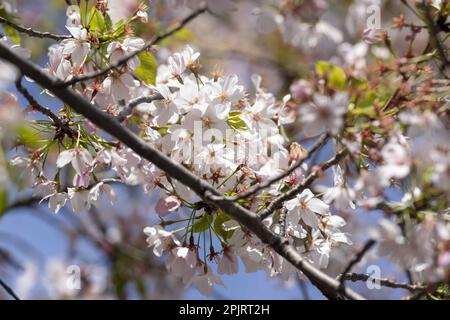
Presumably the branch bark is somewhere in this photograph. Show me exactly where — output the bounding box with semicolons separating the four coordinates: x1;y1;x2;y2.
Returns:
339;273;426;292
227;133;330;201
0;16;71;41
0;43;365;300
0;278;20;300
338;239;376;292
259;149;348;220
117;92;164;122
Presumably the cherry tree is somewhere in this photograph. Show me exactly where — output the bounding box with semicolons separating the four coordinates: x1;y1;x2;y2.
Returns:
0;0;449;300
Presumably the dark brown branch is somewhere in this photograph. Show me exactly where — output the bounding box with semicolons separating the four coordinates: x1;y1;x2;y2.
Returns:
228;133;330;201
60;6;207;87
0;278;20;300
259;149;348;220
117;92;164;122
0;42;364;300
422;0;449;76
0;16;71;41
15;77;77;139
339;273;426;292
338;239;376;290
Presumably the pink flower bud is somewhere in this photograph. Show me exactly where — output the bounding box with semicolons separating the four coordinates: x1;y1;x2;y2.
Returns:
289;80;312;102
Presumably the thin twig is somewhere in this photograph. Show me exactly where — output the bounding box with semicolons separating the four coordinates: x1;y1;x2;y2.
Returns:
0;16;71;41
338;239;376;290
339;273;426;292
117;92;164;122
60;6;207;87
15;77;77;138
0;278;20;300
258;149;348;220
227;133;330;201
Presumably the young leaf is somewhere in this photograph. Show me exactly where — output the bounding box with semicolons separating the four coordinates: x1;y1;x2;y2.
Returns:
89;8;106;33
190;214;213;233
135;51;157;85
316;61;347;90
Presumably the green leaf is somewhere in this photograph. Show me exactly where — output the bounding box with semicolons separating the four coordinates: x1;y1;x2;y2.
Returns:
17;125;45;148
190;214;212;233
3;25;20;44
227;111;248;130
104;12;113;30
112;19;126;38
213;212;234;241
135;51;157;85
315;61;347;90
89;8;105;33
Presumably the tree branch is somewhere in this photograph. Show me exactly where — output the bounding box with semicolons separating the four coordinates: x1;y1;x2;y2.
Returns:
338;239;376;291
15;77;77;139
339;273;426;292
117;92;164;122
227;133;330;201
0;16;71;41
422;0;449;77
0;42;364;300
259;149;348;220
59;6;208;87
0;278;20;300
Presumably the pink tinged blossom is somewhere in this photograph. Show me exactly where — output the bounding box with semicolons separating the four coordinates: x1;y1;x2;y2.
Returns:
151;84;179;126
56;148;93;176
155;196;181;216
66;5;81;27
73;172;91;188
193;267;224;297
40;193;68;214
299;93;348;137
278;94;296;125
89;182;117;207
181;45;200;67
33;180;58;198
290;79;312;102
107;38;145;70
285;189;330;229
438;251;450;268
63;27;90;66
68;188;90;213
217;246;239;275
136;10;148;23
323;166;356;211
99;73;138;105
209;74;245;104
144;225;180;257
10;156;42;188
167;246;198;284
380;140;411;182
47;44;71;81
168;52;186;80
